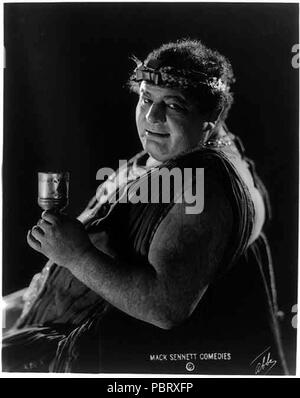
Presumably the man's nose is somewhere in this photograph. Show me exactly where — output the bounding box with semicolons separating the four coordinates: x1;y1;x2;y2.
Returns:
146;103;166;124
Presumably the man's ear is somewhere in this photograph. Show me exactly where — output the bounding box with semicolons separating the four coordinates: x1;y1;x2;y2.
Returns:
209;106;224;124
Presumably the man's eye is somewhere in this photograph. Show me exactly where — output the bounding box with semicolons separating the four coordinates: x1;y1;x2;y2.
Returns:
141;97;152;105
167;103;184;112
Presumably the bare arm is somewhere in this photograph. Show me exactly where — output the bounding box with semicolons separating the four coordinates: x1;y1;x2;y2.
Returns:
28;177;233;329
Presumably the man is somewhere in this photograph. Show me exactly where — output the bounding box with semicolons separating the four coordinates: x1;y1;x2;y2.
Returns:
3;39;287;374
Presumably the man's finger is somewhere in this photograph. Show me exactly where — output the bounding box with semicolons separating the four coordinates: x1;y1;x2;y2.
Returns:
41;210;60;225
31;226;44;240
37;218;52;233
27;230;42;251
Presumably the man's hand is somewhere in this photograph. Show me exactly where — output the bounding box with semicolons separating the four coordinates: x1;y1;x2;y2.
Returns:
27;211;93;268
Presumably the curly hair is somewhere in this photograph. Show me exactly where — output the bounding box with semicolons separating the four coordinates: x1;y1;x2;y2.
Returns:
128;38;235;122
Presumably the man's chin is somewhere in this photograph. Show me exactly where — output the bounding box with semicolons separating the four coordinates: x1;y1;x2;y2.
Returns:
144;141;173;163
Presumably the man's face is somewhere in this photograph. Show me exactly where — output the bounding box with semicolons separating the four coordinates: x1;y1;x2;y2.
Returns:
136;81;207;162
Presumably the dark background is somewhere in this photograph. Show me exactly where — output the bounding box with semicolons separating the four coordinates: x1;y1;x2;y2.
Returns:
3;3;299;372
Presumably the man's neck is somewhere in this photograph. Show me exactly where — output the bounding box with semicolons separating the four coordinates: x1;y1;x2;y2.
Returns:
145;155;163;168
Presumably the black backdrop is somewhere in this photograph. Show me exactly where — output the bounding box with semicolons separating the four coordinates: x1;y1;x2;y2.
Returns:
3;3;299;372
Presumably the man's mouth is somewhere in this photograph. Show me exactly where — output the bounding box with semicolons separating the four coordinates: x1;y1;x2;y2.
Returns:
145;129;170;138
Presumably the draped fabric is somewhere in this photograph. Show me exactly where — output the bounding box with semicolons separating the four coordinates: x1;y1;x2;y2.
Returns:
2;145;287;374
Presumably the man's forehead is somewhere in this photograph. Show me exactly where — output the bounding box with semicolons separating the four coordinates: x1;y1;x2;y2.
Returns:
139;81;187;102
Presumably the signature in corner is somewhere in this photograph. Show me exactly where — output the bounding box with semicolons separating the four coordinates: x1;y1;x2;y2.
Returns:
250;347;277;375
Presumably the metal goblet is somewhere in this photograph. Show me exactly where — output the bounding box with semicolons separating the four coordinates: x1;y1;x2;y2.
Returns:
38;172;69;212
